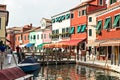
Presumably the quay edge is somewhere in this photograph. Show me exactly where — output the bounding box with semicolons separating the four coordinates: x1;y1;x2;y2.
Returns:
76;61;120;73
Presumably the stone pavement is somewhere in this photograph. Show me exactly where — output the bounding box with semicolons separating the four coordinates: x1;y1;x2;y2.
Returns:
2;54;18;69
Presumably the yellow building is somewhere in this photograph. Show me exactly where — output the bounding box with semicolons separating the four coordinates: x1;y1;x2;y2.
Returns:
0;4;9;44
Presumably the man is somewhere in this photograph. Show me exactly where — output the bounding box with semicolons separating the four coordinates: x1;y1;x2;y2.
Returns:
16;45;22;63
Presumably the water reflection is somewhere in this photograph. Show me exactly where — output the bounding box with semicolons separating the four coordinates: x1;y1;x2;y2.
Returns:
38;64;120;80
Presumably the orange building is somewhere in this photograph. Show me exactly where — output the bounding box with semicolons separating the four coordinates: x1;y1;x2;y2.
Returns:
96;0;120;65
69;0;106;51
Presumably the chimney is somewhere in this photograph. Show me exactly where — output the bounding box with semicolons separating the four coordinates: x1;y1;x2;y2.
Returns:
30;23;32;27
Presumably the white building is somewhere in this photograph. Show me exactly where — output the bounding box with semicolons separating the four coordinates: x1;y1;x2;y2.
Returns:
51;11;71;43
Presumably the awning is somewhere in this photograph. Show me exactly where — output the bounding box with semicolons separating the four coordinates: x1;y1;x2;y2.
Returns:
87;42;101;47
113;15;120;27
25;43;34;47
55;41;69;48
19;44;27;48
67;38;86;46
104;18;111;29
37;43;50;49
43;43;55;48
87;40;106;47
96;21;102;30
100;39;120;46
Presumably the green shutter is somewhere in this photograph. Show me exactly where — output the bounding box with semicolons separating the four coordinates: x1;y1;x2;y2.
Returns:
70;27;74;34
104;18;111;29
81;25;86;32
52;19;55;23
96;21;102;30
77;26;81;33
55;18;59;22
66;14;70;19
61;15;65;20
113;15;120;27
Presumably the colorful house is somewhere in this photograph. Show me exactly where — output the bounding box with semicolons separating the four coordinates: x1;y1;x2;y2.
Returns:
87;0;107;51
96;0;120;65
0;4;9;44
51;11;71;43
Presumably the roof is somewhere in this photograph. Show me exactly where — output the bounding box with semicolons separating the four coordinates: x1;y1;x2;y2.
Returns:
70;1;89;11
42;18;51;23
7;27;22;31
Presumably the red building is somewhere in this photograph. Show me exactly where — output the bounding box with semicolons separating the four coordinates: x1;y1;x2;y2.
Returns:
96;0;120;65
69;0;106;51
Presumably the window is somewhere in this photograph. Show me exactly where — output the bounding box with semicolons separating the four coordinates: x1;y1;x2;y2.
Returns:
62;28;65;33
66;14;70;19
81;24;86;33
77;26;81;33
41;34;43;39
24;35;26;40
78;11;81;17
104;18;111;29
100;0;103;5
110;0;116;4
89;17;92;22
33;35;36;39
89;29;92;36
28;35;29;40
71;13;74;19
96;20;102;30
0;18;1;29
113;15;120;27
56;29;59;34
82;10;86;15
44;34;46;39
37;35;39;39
52;30;55;34
70;27;75;34
66;27;69;32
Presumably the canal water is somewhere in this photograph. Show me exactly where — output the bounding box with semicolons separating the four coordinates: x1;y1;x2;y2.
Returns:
37;64;120;80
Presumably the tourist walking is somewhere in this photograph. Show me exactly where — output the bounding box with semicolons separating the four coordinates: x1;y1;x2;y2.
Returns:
7;47;13;65
16;45;22;63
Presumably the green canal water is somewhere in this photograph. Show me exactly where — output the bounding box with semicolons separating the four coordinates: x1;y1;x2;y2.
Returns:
37;64;120;80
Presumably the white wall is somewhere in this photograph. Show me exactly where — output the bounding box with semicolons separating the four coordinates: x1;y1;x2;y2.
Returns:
87;13;97;44
52;11;71;43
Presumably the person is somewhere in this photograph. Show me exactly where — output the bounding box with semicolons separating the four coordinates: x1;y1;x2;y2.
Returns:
78;48;82;61
7;47;13;65
0;45;6;69
16;45;22;63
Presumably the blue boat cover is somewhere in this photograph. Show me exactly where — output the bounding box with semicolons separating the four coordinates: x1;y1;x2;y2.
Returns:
21;57;37;63
25;43;34;47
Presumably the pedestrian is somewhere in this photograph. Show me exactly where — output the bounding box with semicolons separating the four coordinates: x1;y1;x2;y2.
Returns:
78;48;82;61
7;46;13;65
0;45;6;69
16;45;22;63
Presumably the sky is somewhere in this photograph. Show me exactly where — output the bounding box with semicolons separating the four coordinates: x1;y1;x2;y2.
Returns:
0;0;81;27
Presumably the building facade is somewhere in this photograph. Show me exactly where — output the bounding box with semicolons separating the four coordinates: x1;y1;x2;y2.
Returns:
51;11;71;43
0;4;9;44
96;0;120;65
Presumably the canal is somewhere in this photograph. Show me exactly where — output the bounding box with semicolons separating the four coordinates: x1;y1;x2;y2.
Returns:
37;64;120;80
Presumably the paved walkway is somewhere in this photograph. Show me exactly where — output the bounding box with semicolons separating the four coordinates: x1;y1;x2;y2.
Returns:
2;54;18;69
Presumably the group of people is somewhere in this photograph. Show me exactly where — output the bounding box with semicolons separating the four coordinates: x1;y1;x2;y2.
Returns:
0;44;25;69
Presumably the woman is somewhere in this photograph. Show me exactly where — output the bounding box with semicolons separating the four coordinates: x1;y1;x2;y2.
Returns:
7;47;13;65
